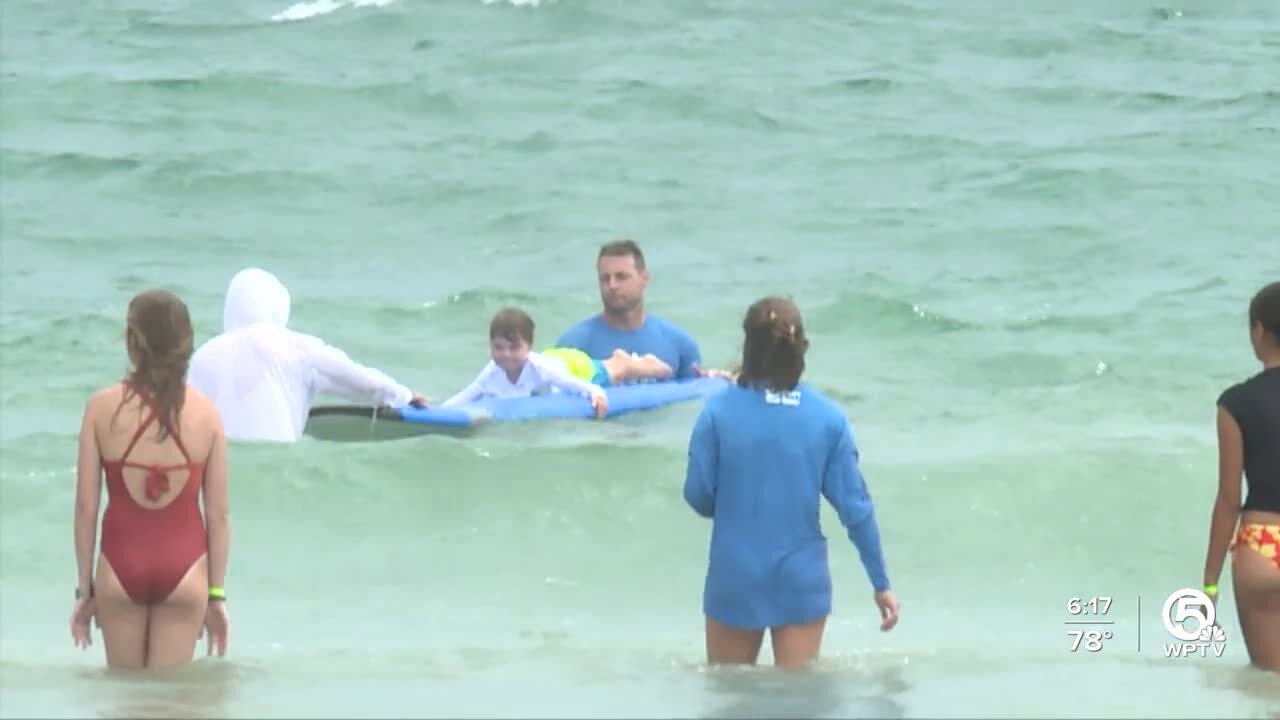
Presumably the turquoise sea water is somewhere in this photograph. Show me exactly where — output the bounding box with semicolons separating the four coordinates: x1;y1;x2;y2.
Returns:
2;0;1279;717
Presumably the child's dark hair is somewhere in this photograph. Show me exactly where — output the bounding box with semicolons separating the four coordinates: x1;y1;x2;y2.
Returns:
490;307;534;345
737;296;809;392
1249;281;1280;341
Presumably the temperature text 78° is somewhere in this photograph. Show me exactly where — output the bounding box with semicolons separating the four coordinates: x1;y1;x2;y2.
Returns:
1067;629;1111;652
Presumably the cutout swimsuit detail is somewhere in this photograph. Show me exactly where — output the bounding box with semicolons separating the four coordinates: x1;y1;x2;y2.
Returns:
99;390;208;605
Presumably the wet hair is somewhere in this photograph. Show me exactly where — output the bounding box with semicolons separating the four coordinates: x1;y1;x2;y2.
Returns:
490;307;534;345
120;289;194;441
598;239;646;271
1249;281;1280;342
737;296;809;392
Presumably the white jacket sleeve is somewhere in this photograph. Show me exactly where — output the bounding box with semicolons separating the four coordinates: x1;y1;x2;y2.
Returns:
440;362;495;406
296;333;414;408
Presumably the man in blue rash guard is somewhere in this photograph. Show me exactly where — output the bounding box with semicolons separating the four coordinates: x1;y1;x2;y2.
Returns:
682;295;900;669
556;239;729;381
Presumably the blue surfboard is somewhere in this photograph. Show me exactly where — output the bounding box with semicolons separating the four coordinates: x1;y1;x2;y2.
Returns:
303;376;731;442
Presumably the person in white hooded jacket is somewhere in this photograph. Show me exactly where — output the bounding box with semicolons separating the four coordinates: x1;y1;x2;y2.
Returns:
188;268;427;442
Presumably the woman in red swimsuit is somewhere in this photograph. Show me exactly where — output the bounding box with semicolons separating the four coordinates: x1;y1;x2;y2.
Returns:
69;289;232;669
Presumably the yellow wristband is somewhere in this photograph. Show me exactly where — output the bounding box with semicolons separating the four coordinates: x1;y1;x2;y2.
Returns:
208;586;226;599
1203;584;1218;596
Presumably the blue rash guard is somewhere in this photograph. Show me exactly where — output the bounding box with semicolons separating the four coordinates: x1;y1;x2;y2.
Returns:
683;381;890;630
555;314;702;380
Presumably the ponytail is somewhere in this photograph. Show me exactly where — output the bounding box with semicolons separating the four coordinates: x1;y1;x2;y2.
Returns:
737;296;809;392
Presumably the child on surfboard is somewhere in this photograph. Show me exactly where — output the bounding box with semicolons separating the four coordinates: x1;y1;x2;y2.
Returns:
439;307;674;417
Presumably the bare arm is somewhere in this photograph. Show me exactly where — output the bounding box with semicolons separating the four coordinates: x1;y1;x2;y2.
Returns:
74;396;103;596
203;412;231;591
1203;405;1243;588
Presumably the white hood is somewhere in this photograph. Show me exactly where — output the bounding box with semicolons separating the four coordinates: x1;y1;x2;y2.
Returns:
222;267;291;332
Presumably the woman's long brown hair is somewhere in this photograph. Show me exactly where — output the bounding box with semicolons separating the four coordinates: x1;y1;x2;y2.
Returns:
118;289;194;440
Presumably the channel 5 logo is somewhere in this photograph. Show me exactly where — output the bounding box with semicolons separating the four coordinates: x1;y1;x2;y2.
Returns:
1161;588;1227;658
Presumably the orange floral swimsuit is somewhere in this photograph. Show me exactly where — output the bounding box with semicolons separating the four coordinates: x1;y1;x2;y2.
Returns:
1233;523;1280;570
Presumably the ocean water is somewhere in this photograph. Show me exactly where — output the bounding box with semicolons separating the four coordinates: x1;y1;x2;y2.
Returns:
2;0;1280;716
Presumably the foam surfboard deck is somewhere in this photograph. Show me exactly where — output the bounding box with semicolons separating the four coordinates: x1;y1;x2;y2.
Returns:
303;376;731;442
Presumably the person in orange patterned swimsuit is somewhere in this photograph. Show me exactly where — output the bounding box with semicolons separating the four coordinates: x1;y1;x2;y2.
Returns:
1202;280;1280;672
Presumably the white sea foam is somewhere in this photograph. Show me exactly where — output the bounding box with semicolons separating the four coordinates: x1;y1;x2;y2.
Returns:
271;0;396;23
482;0;556;7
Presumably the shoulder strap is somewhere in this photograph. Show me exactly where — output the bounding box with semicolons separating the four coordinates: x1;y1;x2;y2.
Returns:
119;381;192;463
168;423;192;463
119;411;157;463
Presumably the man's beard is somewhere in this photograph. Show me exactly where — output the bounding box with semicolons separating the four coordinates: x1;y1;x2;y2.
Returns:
603;298;637;316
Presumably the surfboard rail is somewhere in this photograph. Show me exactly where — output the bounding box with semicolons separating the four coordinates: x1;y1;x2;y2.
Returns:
303;376;730;442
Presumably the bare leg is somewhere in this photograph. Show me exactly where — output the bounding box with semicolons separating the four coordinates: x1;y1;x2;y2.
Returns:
602;349;673;384
94;555;149;670
769;616;827;670
147;556;209;669
1231;538;1280;671
706;617;765;666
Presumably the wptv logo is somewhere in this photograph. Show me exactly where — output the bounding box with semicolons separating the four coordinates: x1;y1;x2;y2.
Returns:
1161;588;1227;658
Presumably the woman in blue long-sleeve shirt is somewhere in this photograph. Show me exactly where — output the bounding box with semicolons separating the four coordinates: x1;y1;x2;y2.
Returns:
683;295;900;668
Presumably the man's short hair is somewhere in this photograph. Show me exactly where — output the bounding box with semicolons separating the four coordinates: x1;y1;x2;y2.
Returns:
598;239;646;271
